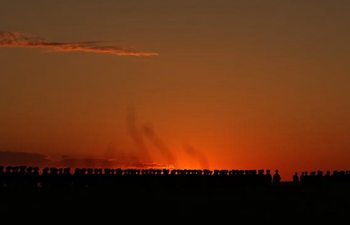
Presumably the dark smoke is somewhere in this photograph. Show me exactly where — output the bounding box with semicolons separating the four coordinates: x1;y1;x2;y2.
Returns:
184;144;210;169
126;107;152;162
142;123;177;167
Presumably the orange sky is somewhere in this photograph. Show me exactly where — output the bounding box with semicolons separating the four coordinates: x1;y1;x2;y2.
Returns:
1;1;350;181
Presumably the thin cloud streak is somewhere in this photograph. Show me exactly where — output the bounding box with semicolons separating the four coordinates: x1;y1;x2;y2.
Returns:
0;151;51;166
0;31;159;56
0;151;169;169
52;156;168;169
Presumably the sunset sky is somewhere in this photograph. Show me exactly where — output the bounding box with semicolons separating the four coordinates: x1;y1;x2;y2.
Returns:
1;0;349;181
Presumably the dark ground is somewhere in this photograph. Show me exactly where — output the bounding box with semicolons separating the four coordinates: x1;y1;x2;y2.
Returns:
1;181;349;223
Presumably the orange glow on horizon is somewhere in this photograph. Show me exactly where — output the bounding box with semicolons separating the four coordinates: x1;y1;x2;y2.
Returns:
1;1;350;183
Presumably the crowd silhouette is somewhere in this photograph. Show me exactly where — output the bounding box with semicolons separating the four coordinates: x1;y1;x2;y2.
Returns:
0;166;281;191
1;165;350;221
1;165;349;191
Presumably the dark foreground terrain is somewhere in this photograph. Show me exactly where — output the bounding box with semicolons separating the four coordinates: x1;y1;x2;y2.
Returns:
1;181;349;222
1;167;350;222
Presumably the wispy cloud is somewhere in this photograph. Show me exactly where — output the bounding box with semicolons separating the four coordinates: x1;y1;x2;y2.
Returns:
0;151;170;169
0;31;159;56
0;151;51;166
51;156;169;169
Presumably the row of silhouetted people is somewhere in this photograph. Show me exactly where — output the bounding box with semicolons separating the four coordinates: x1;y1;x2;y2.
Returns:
0;165;283;190
2;166;349;190
292;170;350;184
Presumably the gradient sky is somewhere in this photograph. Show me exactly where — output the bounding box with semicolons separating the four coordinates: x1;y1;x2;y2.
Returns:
1;0;350;181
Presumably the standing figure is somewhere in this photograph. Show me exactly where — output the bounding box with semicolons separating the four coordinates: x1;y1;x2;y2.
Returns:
293;172;299;184
273;169;281;183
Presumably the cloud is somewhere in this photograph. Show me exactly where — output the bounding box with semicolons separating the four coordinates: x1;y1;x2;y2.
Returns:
0;31;159;56
51;156;169;169
0;151;170;170
0;151;51;166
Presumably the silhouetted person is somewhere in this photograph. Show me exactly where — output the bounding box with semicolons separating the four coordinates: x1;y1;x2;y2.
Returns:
265;170;272;184
163;169;170;175
316;170;324;184
324;170;331;183
257;169;265;185
25;166;36;190
300;171;309;184
40;167;50;189
344;171;350;183
5;166;13;189
309;171;317;184
0;165;4;189
339;170;346;183
273;169;281;183
293;172;299;184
